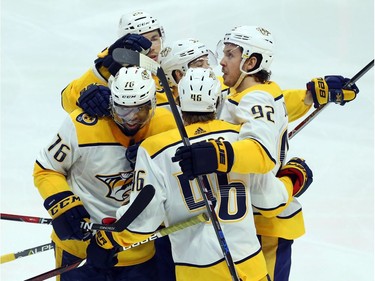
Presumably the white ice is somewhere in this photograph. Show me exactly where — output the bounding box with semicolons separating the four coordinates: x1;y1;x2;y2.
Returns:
1;0;373;280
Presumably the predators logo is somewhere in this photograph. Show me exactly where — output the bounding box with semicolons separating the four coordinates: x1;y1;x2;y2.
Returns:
141;69;150;80
160;46;172;58
209;70;216;80
76;112;98;126
96;171;134;205
256;27;271;36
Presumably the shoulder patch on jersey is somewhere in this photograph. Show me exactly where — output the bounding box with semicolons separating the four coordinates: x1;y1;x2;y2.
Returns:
76;113;98;126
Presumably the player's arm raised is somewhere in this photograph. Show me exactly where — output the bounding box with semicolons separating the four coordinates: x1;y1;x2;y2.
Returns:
61;34;151;114
283;75;359;123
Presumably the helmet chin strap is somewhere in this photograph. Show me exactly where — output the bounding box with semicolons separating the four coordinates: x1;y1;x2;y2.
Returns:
232;58;261;90
232;72;247;90
232;59;247;90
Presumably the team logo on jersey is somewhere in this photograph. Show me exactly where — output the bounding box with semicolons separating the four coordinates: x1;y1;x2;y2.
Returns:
96;171;134;204
76;113;98;126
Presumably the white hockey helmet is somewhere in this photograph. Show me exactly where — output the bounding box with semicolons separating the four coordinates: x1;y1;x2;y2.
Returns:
178;68;221;113
221;25;274;74
159;38;216;87
109;66;156;132
117;11;165;39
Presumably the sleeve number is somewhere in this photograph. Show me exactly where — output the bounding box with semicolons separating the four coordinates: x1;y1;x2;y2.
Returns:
48;134;70;162
133;170;145;192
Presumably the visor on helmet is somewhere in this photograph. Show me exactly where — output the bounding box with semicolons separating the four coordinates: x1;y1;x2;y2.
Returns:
188;51;218;69
111;101;154;131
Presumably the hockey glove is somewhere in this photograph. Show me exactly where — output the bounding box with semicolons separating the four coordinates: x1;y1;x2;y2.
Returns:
125;141;142;170
172;139;234;180
44;191;92;241
95;33;152;79
307;75;359;108
78;84;111;117
86;230;120;269
277;157;313;197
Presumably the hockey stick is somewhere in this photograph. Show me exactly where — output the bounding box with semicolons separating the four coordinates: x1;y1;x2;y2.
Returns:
0;214;134;232
0;213;52;225
1;242;54;264
123;212;208;250
288;59;374;139
1;184;154;232
24;213;209;281
2;213;208;265
24;184;155;281
0;212;130;232
24;260;84;281
113;48;241;281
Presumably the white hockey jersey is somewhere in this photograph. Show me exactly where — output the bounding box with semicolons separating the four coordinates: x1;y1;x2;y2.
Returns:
114;120;293;281
218;81;304;239
219;81;288;173
33;107;176;265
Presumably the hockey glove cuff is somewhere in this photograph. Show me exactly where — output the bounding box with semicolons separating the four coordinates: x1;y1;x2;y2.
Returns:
307;76;359;108
172;139;234;180
324;75;359;105
44;191;91;241
94;49;121;80
277;157;313;197
78;84;111;117
86;230;120;269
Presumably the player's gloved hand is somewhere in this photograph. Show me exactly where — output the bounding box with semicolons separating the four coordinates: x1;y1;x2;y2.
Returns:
78;84;111;117
306;75;359;108
95;33;152;79
44;191;92;241
172;139;234;180
109;33;152;55
276;157;313;197
86;230;121;269
125;141;142;170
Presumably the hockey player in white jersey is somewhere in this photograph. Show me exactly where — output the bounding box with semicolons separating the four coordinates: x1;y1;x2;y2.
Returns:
85;68;313;281
157;37;357;122
33;66;176;281
172;26;358;281
66;13;358;121
172;26;301;281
